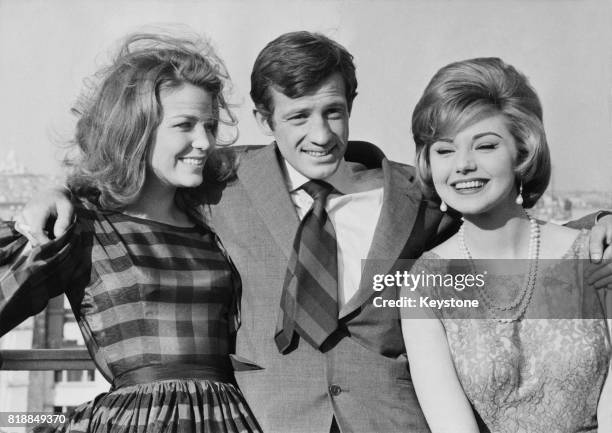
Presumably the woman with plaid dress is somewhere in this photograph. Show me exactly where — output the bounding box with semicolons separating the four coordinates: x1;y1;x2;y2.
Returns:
0;33;261;433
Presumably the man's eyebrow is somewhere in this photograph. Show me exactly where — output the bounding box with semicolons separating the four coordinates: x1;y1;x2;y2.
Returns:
282;108;309;118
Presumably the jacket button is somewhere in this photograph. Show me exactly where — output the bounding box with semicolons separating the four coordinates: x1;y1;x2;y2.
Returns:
329;384;342;396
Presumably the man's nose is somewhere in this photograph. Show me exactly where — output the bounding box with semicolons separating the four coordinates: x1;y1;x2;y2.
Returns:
308;116;333;145
192;124;214;151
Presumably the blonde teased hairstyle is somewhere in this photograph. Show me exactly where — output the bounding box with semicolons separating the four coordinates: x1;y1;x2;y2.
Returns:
65;31;238;210
412;57;551;209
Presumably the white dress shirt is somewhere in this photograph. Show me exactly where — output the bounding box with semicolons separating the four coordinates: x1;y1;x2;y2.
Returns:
283;159;383;307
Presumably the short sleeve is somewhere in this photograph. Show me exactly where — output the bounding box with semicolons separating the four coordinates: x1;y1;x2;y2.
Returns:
0;220;80;336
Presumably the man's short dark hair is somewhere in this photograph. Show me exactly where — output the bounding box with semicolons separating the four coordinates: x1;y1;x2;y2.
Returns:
250;31;358;124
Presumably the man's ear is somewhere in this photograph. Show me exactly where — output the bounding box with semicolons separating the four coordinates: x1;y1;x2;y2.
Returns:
253;110;274;136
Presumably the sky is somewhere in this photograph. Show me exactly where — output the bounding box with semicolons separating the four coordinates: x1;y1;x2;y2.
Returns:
0;0;611;192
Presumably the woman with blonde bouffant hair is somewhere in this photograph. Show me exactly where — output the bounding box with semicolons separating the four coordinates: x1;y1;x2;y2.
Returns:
402;57;611;432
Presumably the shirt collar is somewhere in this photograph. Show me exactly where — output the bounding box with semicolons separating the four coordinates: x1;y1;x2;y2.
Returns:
282;159;311;192
281;158;351;193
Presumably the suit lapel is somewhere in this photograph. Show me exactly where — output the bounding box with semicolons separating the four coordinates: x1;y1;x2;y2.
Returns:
339;159;423;318
238;143;299;259
239;147;425;319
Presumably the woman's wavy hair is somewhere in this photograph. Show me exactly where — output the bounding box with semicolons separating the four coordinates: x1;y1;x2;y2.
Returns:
412;57;551;209
64;31;238;210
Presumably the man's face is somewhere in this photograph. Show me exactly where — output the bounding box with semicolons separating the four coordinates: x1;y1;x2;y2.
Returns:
256;73;350;180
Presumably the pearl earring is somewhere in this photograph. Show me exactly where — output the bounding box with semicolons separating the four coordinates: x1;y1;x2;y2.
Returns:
440;201;448;212
515;182;524;205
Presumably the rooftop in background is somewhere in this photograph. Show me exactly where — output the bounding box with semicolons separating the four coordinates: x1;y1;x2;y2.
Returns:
0;149;64;220
0;150;27;175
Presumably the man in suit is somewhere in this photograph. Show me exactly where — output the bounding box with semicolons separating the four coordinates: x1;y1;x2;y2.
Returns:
203;31;455;432
16;31;612;433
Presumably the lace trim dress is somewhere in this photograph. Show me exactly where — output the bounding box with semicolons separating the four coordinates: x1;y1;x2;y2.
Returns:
412;231;611;433
0;202;262;433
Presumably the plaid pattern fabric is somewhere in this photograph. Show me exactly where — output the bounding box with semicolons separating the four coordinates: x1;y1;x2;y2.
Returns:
0;221;78;336
50;381;259;433
275;180;339;353
0;202;260;433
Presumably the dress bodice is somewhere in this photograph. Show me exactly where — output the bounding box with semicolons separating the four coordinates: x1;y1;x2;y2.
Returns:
413;232;611;433
1;204;241;379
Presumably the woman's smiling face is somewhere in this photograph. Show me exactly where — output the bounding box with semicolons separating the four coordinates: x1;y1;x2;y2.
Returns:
147;82;216;191
429;114;519;216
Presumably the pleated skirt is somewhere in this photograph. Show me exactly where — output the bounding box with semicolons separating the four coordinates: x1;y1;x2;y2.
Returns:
32;379;261;433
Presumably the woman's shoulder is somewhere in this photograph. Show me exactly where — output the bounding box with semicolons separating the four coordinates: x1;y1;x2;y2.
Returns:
538;222;586;259
69;199;144;242
73;200;213;245
68;199;111;234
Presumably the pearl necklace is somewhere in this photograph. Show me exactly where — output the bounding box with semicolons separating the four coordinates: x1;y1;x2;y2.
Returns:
458;215;540;322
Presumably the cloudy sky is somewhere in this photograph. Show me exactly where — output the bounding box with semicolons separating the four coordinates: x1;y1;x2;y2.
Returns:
1;0;610;191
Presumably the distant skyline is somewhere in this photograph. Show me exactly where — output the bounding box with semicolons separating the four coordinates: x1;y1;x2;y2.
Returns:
1;0;611;192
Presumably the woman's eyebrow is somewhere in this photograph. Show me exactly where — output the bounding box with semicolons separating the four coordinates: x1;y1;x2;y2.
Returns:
473;131;502;140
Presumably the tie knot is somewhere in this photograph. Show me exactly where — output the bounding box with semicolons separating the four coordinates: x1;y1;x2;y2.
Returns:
302;180;334;202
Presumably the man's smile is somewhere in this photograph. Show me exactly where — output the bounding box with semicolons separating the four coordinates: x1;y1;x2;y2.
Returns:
301;145;336;158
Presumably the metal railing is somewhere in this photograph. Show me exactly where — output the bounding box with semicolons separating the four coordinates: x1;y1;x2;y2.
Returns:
0;349;95;370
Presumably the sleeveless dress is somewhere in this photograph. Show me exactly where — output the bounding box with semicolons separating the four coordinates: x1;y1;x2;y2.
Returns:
411;231;611;433
0;202;261;432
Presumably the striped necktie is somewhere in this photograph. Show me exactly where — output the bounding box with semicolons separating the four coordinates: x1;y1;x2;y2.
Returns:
275;180;338;354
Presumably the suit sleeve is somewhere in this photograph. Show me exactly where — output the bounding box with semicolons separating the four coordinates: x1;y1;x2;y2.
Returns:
0;220;80;336
433;211;462;247
564;211;610;230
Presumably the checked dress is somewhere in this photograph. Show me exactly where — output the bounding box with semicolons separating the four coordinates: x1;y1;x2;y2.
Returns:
0;201;261;433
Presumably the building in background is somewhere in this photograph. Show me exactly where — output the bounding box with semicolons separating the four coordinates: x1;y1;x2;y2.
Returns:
0;150;64;221
0;297;108;433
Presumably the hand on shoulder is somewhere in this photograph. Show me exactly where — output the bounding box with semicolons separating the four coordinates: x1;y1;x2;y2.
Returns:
14;186;74;245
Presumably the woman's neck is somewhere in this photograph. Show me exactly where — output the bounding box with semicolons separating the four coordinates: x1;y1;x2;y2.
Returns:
122;182;192;227
460;203;533;259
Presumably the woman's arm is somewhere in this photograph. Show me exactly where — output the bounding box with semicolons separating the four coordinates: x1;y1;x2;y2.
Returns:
402;316;479;433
